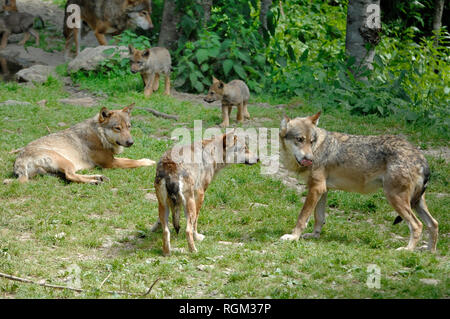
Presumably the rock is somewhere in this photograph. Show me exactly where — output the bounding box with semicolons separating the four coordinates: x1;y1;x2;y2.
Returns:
0;100;31;106
67;46;129;73
145;192;158;202
16;64;56;83
0;45;65;67
59;97;96;107
419;278;440;286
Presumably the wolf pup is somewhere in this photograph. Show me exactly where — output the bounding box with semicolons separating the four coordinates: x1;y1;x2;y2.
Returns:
204;77;250;127
151;132;258;256
0;9;42;49
279;112;438;252
128;44;171;97
63;0;153;58
2;0;17;12
6;104;155;184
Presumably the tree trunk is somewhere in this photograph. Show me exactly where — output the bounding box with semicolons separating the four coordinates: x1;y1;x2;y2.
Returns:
259;0;273;35
345;0;381;77
432;0;444;44
158;0;182;50
201;0;212;26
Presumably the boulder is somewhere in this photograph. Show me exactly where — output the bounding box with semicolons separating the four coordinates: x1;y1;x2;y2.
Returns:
67;46;129;73
16;64;56;83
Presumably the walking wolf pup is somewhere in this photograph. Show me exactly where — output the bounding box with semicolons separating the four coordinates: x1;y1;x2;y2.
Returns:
7;104;155;184
128;44;171;97
279;112;438;252
204;77;250;127
151;132;259;256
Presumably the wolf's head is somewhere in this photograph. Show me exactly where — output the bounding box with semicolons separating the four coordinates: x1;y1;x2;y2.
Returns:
204;77;225;103
221;131;259;165
97;104;135;149
279;112;321;169
126;0;153;30
128;45;150;74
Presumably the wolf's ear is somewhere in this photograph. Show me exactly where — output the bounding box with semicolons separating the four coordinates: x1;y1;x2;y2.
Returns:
128;44;135;55
99;107;112;123
212;76;219;84
122;103;135;115
143;48;151;58
309;111;321;126
218;81;224;89
280;115;290;138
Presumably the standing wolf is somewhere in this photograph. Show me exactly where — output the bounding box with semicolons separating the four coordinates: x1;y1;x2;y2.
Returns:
6;104;155;184
0;10;42;49
128;44;171;97
279;112;438;252
204;77;251;127
63;0;153;58
151;132;258;256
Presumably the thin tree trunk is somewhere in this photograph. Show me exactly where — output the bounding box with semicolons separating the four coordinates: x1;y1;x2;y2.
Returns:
345;0;381;77
259;0;273;35
200;0;212;26
158;0;182;50
432;0;444;44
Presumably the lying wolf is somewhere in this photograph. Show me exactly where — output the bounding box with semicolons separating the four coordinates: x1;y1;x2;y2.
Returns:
6;104;155;184
151;132;259;256
279;112;438;252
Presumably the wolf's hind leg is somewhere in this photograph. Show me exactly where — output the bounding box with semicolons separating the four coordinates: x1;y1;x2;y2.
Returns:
18;32;31;46
302;191;327;239
413;195;438;252
164;72;171;95
29;28;40;46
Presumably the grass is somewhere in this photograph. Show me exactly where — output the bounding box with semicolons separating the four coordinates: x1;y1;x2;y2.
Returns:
0;73;448;299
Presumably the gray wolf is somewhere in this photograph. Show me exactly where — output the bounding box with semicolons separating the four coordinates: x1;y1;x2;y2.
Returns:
6;104;155;184
279;112;438;252
204;77;250;127
63;0;153;58
151;131;259;256
128;44;171;97
0;10;42;49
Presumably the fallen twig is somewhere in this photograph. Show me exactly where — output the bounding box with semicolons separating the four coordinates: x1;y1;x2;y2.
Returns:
135;107;179;120
9;147;23;154
0;271;159;297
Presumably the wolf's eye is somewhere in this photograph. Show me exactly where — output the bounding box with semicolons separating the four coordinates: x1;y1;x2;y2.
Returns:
114;126;121;131
296;136;305;143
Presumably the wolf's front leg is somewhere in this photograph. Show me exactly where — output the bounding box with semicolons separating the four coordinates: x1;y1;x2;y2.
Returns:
110;157;155;168
281;177;327;241
302;192;327;239
144;73;155;98
220;103;230;127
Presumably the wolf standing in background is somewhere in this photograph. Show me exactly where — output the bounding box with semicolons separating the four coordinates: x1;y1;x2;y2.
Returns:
151;132;259;256
204;77;251;127
0;5;42;49
5;104;155;184
128;44;171;97
279;112;438;252
2;0;17;12
63;0;153;58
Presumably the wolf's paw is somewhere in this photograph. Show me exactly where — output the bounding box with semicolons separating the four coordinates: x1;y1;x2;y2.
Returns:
280;234;299;241
302;232;320;239
396;246;414;252
194;233;205;241
140;158;156;166
89;175;108;184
